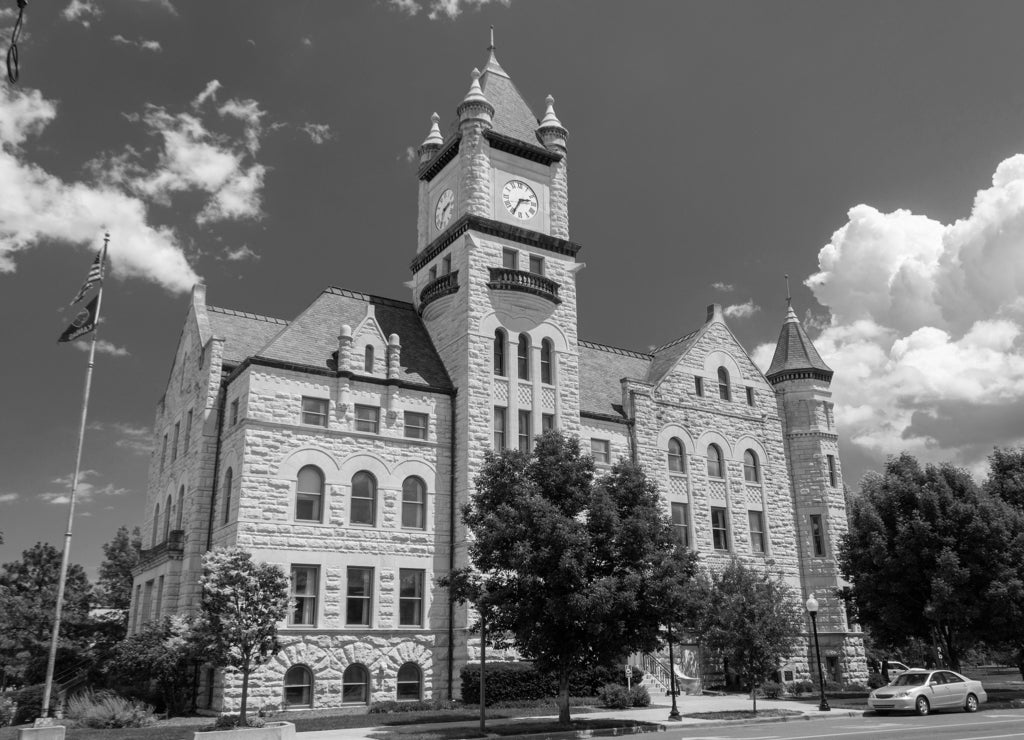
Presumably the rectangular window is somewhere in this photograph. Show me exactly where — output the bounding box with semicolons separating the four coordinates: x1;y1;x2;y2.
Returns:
142;580;154;624
810;514;826;557
827;455;838;487
184;410;192;453
528;255;544;275
542;413;555;433
518;410;531;452
671;502;689;548
230;399;239;426
746;387;755;406
301;397;329;427
355;405;380;434
711;507;729;551
404;411;429;440
346;567;373;626
749;510;766;554
154;575;165;621
591;439;610;465
290;566;318;627
160;435;167;473
442;254;452;275
172;422;180;462
493;407;506;449
132;584;142;633
502;248;517;270
694;377;704;397
428;266;437;282
399;569;425;627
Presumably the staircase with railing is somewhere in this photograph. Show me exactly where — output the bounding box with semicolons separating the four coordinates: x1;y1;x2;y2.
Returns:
632;651;702;697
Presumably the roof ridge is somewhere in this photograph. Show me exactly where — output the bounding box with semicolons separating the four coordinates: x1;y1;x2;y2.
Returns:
323;287;416;311
207;305;289;325
652;328;700;353
578;340;652;360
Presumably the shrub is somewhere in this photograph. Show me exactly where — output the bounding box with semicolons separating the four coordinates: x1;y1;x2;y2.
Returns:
459;662;639;704
759;681;784;699
628;685;650;707
788;679;814;695
842;682;869;693
12;684;59;725
0;695;14;727
369;699;460;714
65;690;156;729
867;673;888;689
257;703;280;718
597;683;631;709
206;714;266;731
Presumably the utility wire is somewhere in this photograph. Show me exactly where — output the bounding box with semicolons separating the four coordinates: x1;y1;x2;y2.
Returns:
7;0;27;84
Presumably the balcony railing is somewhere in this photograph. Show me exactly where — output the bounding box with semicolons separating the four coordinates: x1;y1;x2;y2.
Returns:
419;270;459;314
487;268;561;304
137;529;184;568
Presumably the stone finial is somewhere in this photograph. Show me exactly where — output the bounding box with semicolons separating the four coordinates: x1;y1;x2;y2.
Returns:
418;113;444;163
705;303;724;324
457;68;494;126
338;324;353;371
537;94;568;150
386;333;401;379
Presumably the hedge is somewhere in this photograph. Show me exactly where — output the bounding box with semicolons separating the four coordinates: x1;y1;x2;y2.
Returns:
460;662;642;705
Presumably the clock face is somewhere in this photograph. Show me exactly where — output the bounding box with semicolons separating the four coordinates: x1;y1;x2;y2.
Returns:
434;189;454;230
502;179;538;220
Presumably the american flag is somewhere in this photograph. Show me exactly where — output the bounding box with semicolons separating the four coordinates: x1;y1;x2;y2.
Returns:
69;251;105;306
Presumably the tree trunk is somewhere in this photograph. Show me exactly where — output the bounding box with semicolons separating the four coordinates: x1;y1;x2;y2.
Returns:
557;669;571;725
1016;644;1024;682
751;682;757;713
240;666;249;723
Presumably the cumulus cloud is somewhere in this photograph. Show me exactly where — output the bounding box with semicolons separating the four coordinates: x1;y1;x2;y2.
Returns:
389;0;420;15
39;469;128;505
89;421;152;455
301;36;313;47
724;300;760;319
223;244;259;261
0;492;19;503
388;0;511;20
62;0;100;25
301;123;333;145
711;282;734;292
768;153;1024;477
72;339;130;356
112;34;163;52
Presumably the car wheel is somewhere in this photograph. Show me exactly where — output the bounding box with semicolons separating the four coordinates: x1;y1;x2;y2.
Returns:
915;696;930;716
965;694;978;713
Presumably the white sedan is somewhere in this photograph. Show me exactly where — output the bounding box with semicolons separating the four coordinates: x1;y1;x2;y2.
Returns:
868;669;987;716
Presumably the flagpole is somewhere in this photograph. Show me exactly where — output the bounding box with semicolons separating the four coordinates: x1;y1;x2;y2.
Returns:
38;233;109;724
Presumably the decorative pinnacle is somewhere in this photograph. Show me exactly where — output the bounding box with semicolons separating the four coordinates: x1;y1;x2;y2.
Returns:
420;112;443;149
461;67;489;106
539;94;564;130
785;274;791;307
489;25;495;51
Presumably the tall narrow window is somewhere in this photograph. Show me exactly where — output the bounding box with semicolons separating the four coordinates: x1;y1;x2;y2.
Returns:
694;377;704;397
397;663;422;701
301;397;329;427
502;248;517;269
810;514;826;557
668;438;685;472
827;455;838;487
172;422;180;462
354;405;380;433
428;265;437;282
540;339;554;384
284;666;314;708
364;345;374;373
184;410;192;453
746;387;755;406
717;367;731;401
591;439;610;465
711;506;729;550
230;399;239;426
707;444;724;478
163;495;172;542
671;502;689;548
493;407;506;449
401;476;426;529
493;329;507;376
296;465;324;522
350;472;377;526
518;410;531;452
153;503;160;546
342;664;370;704
399;569;424;627
749;510;766;553
442;254;451;275
154;576;164;621
346;567;373;626
743;450;760;483
223;468;233;524
176;485;184;529
528;255;544;275
290;566;318;626
160;434;167;472
517;334;530;379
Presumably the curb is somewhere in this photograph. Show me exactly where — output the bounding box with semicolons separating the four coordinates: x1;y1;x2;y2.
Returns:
485;723;667;740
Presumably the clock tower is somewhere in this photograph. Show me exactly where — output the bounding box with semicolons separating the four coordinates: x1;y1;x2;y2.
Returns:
410;39;583;665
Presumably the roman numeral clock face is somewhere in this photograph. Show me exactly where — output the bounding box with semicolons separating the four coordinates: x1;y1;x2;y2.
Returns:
502;179;538;220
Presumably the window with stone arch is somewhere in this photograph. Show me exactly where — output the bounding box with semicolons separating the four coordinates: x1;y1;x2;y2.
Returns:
402;476;426;530
351;471;377;526
223;468;233;525
176;485;184;529
342;663;370;704
283;665;313;708
494;329;507;376
717;367;731;401
707;444;725;478
540;338;554;384
153;502;161;546
744;449;761;483
296;465;325;522
364;345;374;373
163;494;172;541
397;662;422;701
517;334;530;380
668;437;686;473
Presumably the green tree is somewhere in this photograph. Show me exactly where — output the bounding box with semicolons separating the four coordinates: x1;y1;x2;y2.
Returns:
111;616;203;716
839;453;1015;671
985;447;1024;510
453;431;698;724
196;547;289;723
0;542;93;686
693;559;803;711
97;526;141;612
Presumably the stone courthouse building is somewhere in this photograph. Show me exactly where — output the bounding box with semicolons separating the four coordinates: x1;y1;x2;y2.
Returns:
129;41;866;711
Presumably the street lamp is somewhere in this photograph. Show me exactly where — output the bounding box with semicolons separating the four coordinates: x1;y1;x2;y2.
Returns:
805;594;831;711
667;621;680;721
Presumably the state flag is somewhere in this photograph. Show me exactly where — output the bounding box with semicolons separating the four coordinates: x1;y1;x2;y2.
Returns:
58;295;99;343
70;251;104;306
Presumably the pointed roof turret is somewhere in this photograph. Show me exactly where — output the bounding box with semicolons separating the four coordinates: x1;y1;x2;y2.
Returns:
766;301;833;384
417;112;444;163
476;28;541;145
537;94;567;150
457;68;494;126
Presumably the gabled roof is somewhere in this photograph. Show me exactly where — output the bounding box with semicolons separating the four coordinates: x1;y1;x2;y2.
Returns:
479;50;540;145
578;341;652;419
766;305;833;383
206;306;289;365
645;328;703;385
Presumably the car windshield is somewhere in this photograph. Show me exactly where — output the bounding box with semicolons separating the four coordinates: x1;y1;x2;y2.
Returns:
893;673;929;686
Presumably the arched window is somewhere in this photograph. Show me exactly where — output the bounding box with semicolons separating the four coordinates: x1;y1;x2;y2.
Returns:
707;444;724;478
744;450;761;483
296;466;324;522
717;367;731;401
153;502;161;546
163;494;172;541
517;334;530;380
668;438;685;472
396;663;422;701
351;472;377;526
402;476;426;530
283;665;313;708
223;468;233;525
364;345;374;373
493;329;506;376
540;338;554;384
342;664;370;704
176;485;184;529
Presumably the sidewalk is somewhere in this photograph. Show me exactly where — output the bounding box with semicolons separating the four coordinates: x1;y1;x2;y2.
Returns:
297;694;862;739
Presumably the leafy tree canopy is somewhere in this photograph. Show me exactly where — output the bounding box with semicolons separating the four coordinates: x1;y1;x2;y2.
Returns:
111;616;204;716
97;526;141;612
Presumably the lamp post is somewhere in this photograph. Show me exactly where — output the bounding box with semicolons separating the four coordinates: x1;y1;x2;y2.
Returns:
667;621;680;721
805;594;831;711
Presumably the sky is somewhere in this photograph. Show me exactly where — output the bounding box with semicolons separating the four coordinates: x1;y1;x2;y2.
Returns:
2;0;1024;578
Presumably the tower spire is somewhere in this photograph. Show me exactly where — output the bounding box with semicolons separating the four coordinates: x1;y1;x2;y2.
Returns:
489;25;495;52
785;273;792;308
